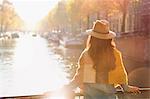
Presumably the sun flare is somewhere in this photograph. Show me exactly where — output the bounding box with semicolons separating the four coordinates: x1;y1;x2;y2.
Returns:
11;0;60;30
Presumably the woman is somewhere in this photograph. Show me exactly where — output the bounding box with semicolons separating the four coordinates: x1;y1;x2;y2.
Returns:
68;20;140;98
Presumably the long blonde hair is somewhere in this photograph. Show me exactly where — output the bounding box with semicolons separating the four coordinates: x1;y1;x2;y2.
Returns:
86;35;116;72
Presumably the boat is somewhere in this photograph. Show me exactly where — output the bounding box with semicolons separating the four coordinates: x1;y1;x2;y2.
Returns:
59;37;84;48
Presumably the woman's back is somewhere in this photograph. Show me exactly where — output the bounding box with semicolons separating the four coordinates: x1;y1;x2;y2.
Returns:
87;37;116;83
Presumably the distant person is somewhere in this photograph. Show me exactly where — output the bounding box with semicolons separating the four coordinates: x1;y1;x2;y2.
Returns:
67;20;140;99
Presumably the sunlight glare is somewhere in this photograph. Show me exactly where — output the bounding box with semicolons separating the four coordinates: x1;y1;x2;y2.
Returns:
49;96;66;99
11;0;60;30
11;35;69;95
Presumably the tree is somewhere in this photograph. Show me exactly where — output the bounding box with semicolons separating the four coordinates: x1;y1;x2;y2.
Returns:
0;0;24;32
80;0;95;29
114;0;129;32
66;0;84;33
52;0;68;32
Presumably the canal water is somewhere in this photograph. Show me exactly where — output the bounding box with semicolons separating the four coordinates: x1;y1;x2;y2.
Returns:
0;34;75;97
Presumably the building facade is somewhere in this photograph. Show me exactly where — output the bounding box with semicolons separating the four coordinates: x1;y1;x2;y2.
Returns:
140;0;150;34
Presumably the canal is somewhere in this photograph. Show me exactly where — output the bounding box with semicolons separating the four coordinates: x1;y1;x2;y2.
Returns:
0;34;73;97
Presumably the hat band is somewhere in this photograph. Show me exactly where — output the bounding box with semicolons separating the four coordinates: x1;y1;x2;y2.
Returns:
92;30;109;34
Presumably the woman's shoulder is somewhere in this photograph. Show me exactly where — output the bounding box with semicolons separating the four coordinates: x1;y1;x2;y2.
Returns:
80;49;88;57
113;48;121;55
79;49;93;64
78;49;87;62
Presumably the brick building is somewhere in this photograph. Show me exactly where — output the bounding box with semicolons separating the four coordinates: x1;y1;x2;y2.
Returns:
116;0;150;87
140;0;150;34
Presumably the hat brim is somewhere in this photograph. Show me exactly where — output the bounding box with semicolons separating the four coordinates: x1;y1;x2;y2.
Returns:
87;29;116;39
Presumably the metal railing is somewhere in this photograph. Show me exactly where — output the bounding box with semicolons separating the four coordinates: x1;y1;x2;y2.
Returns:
0;88;149;99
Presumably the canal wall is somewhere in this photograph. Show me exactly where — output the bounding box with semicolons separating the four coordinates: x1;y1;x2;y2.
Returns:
116;33;150;87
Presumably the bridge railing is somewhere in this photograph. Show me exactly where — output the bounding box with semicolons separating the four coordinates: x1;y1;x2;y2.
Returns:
0;88;149;99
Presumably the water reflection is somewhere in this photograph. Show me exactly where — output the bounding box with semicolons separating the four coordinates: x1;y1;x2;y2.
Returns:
0;39;16;97
49;46;83;79
0;39;16;64
0;35;69;97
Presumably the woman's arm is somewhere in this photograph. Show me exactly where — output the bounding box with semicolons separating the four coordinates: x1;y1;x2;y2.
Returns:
114;49;140;93
68;52;85;89
120;84;141;93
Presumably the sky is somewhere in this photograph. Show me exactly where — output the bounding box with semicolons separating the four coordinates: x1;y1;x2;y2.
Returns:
7;0;60;29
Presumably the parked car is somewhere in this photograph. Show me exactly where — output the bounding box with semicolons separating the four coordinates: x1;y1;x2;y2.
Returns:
32;33;37;37
0;32;11;39
11;33;19;38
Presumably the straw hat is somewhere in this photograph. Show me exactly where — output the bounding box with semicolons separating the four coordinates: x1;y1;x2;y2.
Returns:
87;20;116;39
